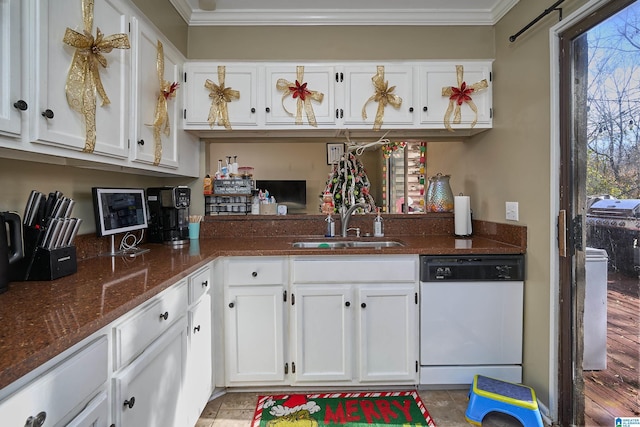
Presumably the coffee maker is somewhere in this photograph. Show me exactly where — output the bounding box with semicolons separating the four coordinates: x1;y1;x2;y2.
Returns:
147;187;190;246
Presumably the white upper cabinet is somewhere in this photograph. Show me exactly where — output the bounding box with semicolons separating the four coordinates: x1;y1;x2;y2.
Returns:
184;62;260;128
0;0;24;139
32;0;130;158
419;61;493;130
130;16;180;169
264;65;337;127
342;64;415;128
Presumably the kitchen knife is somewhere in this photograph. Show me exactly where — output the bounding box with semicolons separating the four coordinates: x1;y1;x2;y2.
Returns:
39;218;54;249
64;199;75;218
27;192;44;227
59;218;74;247
51;197;65;219
44;192;57;220
23;190;38;225
54;218;71;249
67;218;82;246
45;219;63;250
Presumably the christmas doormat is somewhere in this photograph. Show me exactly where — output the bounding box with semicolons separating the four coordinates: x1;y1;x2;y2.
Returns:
252;391;437;427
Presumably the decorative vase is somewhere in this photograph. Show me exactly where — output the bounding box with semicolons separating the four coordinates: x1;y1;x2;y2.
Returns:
426;173;454;212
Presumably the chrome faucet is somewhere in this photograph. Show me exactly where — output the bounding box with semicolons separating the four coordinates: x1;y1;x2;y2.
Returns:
340;202;368;237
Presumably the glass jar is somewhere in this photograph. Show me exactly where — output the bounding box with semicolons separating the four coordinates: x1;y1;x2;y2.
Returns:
425;173;454;212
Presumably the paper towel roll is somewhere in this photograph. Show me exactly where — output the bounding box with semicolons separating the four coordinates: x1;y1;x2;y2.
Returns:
454;195;472;236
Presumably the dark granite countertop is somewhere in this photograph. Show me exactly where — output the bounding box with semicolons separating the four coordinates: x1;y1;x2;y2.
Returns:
0;217;526;391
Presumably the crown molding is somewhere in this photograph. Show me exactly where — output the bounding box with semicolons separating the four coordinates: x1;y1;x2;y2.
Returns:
169;0;519;26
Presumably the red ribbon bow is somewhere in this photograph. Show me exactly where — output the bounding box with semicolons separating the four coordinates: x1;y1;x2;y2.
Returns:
449;82;474;106
163;82;179;100
289;80;311;101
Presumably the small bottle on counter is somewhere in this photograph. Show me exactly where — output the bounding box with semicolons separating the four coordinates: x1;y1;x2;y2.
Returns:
373;208;384;237
325;214;335;237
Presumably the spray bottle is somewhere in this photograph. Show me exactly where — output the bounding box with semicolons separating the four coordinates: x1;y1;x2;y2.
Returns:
325;214;335;237
373;208;384;237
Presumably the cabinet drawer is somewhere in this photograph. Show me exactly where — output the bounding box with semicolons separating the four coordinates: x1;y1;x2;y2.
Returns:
291;255;418;283
0;336;108;426
225;257;286;286
114;281;188;368
189;265;212;304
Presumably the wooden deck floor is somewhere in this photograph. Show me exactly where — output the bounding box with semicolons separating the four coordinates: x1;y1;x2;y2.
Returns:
584;271;640;426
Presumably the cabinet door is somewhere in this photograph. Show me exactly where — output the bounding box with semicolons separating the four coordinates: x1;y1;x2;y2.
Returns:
343;65;415;127
184;62;259;128
291;285;354;383
419;62;492;128
357;284;419;383
130;16;180;169
114;316;187;427
265;65;336;126
224;285;285;384
0;0;23;138
185;296;213;426
33;0;130;158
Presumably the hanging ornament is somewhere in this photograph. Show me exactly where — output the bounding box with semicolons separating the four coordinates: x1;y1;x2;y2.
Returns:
148;40;179;166
276;66;324;127
205;66;240;130
63;0;130;153
362;66;402;131
441;65;488;131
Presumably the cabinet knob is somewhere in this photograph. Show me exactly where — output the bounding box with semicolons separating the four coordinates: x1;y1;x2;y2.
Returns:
361;302;366;308
25;412;47;427
13;100;28;111
265;107;271;113
41;109;54;119
409;107;414;112
423;106;428;112
251;108;256;113
229;302;235;308
159;311;169;321
123;397;136;409
137;139;144;146
252;271;258;277
345;301;350;307
201;280;208;287
194;325;201;333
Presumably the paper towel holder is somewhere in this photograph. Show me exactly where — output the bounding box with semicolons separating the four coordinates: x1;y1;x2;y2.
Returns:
454;193;473;238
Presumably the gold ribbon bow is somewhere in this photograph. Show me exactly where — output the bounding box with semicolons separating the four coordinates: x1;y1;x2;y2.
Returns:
441;65;488;132
205;66;240;130
362;65;402;131
276;66;324;127
62;0;130;153
149;40;178;166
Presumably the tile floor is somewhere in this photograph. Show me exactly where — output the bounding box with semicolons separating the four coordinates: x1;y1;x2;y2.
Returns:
196;389;531;427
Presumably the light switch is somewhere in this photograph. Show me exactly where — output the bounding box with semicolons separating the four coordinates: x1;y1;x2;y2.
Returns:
506;201;519;221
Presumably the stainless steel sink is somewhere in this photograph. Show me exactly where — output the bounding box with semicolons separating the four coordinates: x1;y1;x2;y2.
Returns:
291;240;404;249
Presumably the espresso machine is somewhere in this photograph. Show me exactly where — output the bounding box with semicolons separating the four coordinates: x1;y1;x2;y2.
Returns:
147;187;190;246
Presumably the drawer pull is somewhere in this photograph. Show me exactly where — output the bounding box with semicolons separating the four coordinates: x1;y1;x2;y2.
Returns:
361;302;366;308
202;280;209;287
25;411;46;427
124;397;136;409
194;325;201;333
229;302;235;308
345;301;351;307
252;271;258;277
159;311;169;321
13;100;28;111
41;109;54;119
137;139;144;146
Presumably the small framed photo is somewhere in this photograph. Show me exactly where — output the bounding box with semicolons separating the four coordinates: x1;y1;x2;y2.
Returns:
327;143;344;164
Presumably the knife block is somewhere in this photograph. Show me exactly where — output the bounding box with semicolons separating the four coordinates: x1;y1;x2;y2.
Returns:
25;246;77;281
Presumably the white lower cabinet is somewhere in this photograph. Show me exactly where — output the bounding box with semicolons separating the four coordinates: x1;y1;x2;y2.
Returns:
223;257;287;385
222;255;420;387
0;336;108;426
113;317;188;427
66;391;109;427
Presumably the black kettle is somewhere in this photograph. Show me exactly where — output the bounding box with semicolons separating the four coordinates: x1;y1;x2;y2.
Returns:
0;212;24;294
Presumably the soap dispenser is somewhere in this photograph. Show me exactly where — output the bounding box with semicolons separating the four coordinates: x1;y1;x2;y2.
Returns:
373;208;384;237
325;214;335;237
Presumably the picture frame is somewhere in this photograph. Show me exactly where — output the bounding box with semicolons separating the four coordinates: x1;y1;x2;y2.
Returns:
326;143;344;165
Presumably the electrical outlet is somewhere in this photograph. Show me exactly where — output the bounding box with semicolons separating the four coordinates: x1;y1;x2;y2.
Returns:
506;201;519;221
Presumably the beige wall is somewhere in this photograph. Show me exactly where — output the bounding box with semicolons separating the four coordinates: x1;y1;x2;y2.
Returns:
131;0;189;55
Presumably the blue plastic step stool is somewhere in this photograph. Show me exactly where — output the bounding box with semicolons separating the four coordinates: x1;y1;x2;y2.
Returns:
465;374;544;427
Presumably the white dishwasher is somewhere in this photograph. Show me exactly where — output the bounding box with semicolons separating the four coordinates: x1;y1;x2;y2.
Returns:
419;254;525;387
